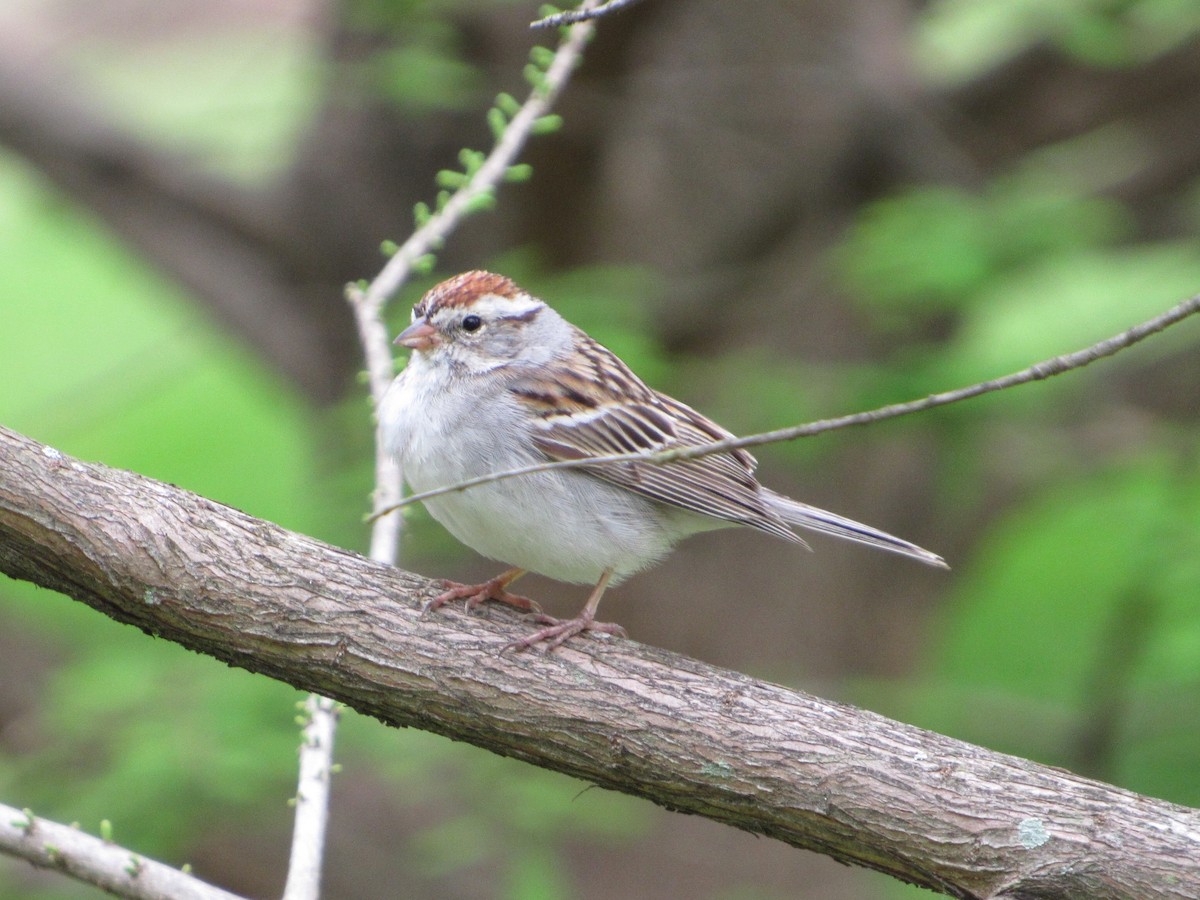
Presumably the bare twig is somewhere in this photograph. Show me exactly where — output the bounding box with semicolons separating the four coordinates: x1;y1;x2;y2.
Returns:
280;695;341;900
346;4;597;547
0;803;245;900
371;292;1200;518
532;0;646;29
276;9;602;898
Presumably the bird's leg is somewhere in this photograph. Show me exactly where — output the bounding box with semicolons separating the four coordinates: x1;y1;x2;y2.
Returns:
423;567;540;615
504;569;626;652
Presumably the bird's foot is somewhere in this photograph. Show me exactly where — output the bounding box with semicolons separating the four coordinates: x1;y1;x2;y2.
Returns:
422;571;540;616
503;609;627;653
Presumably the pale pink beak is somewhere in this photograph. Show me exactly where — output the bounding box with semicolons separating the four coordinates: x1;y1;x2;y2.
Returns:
395;320;441;351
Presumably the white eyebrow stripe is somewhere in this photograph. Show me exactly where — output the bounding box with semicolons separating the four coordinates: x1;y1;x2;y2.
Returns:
463;293;542;319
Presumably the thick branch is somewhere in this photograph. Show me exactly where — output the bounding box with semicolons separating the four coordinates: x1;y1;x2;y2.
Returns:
0;425;1197;900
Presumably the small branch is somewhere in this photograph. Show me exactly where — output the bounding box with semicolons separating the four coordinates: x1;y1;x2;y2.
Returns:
280;695;341;900
371;292;1200;518
0;803;244;900
0;424;1198;899
347;3;597;559
347;7;597;416
531;0;646;29
299;11;598;899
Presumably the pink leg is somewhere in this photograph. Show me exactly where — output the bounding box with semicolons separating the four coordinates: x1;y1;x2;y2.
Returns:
504;570;626;652
423;567;540;615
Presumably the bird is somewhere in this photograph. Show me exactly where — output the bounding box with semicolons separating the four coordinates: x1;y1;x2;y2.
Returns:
380;271;946;651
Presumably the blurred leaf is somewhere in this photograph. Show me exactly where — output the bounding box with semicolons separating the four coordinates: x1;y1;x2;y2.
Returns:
988;170;1129;266
838;186;993;313
939;245;1200;385
916;0;1078;84
75;34;320;182
916;0;1200;84
937;460;1171;701
839;173;1129;324
370;43;482;110
504;848;569;900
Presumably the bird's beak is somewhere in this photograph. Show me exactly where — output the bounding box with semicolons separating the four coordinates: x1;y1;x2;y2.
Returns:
395;319;441;351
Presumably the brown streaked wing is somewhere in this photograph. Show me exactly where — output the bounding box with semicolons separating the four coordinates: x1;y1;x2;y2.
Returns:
509;337;801;543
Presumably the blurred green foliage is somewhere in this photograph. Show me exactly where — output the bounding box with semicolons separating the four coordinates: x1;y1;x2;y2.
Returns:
875;458;1200;790
0;148;320;892
917;0;1200;83
75;35;320;182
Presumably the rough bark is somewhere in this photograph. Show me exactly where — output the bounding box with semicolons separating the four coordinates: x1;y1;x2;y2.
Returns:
0;424;1197;900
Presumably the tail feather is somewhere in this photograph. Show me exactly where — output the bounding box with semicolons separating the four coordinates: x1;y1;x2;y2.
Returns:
765;491;948;569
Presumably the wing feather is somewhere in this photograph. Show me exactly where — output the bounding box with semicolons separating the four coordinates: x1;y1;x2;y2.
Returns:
508;330;801;543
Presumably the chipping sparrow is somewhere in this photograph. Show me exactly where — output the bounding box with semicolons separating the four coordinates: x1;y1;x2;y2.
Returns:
381;271;946;651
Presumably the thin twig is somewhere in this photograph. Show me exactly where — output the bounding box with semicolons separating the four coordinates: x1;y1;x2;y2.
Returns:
274;9;600;898
370;292;1200;518
0;803;245;900
347;7;597;413
347;5;597;547
532;0;646;29
280;696;341;900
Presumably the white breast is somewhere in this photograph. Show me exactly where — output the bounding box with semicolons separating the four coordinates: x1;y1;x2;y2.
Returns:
380;359;681;585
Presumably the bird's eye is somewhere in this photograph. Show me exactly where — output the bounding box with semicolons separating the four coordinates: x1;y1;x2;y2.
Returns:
461;314;483;332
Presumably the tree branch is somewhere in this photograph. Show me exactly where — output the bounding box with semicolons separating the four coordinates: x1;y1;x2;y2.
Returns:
0;803;244;900
0;425;1197;899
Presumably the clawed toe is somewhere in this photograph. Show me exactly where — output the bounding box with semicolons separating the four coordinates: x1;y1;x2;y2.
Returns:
503;612;627;653
421;567;626;653
472;588;540;613
420;569;540;617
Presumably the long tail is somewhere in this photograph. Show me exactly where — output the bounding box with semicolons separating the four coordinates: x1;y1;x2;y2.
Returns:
764;490;948;569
